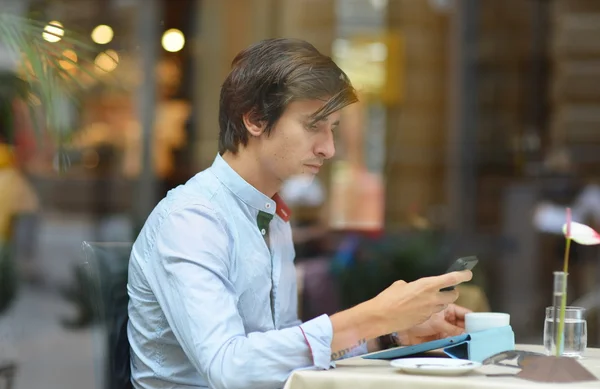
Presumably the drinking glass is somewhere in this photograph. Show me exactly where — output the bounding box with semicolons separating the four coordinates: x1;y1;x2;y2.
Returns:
543;306;587;358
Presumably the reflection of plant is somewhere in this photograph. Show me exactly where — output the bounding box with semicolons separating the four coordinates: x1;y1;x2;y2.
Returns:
0;12;119;315
0;13;117;155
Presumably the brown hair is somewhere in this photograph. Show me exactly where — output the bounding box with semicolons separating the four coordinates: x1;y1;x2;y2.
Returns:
218;38;357;154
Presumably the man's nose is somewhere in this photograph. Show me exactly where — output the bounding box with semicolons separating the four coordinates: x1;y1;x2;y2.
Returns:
315;130;335;159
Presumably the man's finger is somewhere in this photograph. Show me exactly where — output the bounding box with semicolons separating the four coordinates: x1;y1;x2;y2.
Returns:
446;304;471;321
431;270;473;289
438;289;459;305
431;317;465;337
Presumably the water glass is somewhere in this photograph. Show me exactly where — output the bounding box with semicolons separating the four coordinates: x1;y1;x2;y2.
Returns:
543;306;587;358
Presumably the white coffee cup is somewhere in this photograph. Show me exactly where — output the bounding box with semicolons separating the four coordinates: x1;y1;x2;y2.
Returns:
465;312;510;333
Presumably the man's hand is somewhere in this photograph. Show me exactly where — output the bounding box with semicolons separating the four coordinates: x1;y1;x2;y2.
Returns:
397;304;471;345
368;270;473;336
330;271;472;359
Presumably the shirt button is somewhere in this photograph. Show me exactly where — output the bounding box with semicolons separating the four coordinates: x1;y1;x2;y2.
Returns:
265;203;271;209
261;229;266;235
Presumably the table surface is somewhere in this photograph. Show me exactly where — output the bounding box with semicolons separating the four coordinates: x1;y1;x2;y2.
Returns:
284;345;600;389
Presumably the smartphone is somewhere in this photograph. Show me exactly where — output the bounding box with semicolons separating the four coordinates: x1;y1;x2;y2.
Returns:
440;256;478;292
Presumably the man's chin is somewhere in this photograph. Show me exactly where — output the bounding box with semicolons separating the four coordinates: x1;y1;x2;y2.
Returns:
290;172;317;181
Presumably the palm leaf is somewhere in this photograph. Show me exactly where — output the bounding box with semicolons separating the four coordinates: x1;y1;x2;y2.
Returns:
0;12;119;157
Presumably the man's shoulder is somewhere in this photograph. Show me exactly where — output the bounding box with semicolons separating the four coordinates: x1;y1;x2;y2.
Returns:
163;169;227;218
134;170;234;249
162;167;253;231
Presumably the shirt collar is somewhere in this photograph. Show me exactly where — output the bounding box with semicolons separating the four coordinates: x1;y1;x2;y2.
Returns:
210;154;291;222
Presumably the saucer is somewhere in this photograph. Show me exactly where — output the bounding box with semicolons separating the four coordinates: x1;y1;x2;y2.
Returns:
390;357;481;376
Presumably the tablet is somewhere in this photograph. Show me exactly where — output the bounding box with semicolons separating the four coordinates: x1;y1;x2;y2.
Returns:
362;333;470;360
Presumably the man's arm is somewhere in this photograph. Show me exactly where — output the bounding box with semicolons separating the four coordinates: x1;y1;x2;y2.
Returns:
328;273;472;360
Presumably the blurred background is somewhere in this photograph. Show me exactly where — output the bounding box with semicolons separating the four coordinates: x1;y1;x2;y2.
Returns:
1;0;600;388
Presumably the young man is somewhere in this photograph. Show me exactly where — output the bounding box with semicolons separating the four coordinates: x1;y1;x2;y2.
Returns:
127;38;472;389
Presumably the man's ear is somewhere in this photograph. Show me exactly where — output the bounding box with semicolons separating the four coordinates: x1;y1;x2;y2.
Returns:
242;111;266;137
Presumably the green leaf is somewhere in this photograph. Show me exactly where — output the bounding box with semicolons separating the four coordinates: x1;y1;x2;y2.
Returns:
0;11;121;151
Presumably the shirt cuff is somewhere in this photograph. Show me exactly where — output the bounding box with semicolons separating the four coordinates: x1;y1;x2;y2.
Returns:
299;314;333;370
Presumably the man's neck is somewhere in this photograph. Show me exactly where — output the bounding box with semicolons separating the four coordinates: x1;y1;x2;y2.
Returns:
221;150;280;198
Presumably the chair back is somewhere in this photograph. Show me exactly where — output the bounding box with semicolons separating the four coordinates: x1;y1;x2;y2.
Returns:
82;241;133;389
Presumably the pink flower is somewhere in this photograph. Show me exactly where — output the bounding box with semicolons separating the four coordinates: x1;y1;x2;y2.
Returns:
562;222;600;245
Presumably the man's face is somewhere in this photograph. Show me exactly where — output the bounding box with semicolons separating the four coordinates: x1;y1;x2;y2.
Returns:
255;99;340;185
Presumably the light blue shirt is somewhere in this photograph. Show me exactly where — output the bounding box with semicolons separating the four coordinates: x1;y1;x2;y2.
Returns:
127;154;364;389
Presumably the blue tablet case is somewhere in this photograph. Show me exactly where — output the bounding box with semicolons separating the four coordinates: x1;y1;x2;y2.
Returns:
362;325;515;362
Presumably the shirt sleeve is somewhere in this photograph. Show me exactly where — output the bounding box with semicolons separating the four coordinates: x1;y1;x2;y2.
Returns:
144;203;334;389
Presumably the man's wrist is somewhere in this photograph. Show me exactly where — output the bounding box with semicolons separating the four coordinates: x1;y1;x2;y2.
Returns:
330;300;386;356
338;301;384;339
355;299;388;338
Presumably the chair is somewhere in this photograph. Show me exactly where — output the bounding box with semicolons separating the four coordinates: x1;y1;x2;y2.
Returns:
82;241;133;389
